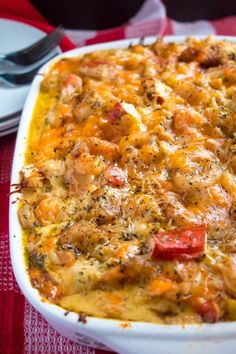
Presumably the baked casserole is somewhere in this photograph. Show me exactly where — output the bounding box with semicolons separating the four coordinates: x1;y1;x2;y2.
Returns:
16;36;236;324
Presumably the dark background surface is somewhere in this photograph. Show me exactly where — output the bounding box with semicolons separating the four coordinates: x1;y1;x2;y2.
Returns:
30;0;145;29
30;0;236;30
164;0;236;21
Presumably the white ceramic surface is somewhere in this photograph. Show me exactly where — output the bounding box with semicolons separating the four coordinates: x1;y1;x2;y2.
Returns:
0;123;18;137
0;114;20;131
0;19;46;119
10;36;236;354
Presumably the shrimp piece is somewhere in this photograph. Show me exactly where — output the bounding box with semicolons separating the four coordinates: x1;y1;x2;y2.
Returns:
162;185;231;227
194;185;231;224
162;191;203;226
73;103;92;123
18;202;37;229
207;185;231;209
191;298;220;323
65;154;99;195
49;249;76;267
127;194;162;222
40;73;61;92
67;137;119;176
53;102;74;127
179;46;222;69
60;74;82;103
88;185;124;223
69;140;105;174
79;60;118;80
59;221;109;253
173;107;207;137
142;77;171;105
85;137;119;161
38;159;67;198
19;165;44;190
38;159;65;179
169;145;223;193
102;265;126;283
74;88;114;123
35;196;65;225
106;102;146;133
65;140;107;194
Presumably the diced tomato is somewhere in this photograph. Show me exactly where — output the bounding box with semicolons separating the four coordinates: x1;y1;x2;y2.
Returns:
107;102;124;125
193;298;220;323
105;166;127;187
152;226;206;261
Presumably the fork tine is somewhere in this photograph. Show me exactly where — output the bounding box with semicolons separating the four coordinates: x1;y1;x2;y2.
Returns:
24;28;64;63
4;26;64;65
17;26;63;57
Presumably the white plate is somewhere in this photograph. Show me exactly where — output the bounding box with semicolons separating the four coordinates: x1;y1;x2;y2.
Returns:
0;19;46;120
0;113;20;131
0;123;18;137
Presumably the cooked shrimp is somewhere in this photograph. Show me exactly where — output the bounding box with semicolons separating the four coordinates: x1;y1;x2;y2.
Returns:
38;159;65;178
161;191;203;226
18;202;37;229
60;74;83;103
142;77;171;106
59;221;110;253
169;145;223;194
19;165;44;189
173;107;207;136
79;60;119;80
35;196;65;225
162;183;231;227
85;137;119;161
67;139;105;173
66;137;120;192
88;185;125;223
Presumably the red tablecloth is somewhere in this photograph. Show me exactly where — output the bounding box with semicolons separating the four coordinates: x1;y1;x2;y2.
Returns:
0;1;236;353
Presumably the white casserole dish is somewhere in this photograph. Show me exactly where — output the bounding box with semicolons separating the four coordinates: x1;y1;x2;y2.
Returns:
10;35;236;354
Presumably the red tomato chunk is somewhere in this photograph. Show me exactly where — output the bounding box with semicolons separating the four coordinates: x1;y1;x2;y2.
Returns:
152;226;206;260
105;166;127;187
107;102;124;124
193;298;220;323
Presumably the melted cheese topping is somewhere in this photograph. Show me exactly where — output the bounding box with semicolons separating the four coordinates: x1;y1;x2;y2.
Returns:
17;37;236;324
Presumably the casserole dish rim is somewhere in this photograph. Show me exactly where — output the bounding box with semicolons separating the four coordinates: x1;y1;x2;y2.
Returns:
9;34;236;342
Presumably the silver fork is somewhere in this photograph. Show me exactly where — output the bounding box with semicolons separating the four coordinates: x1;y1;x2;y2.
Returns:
0;26;64;65
0;50;59;86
